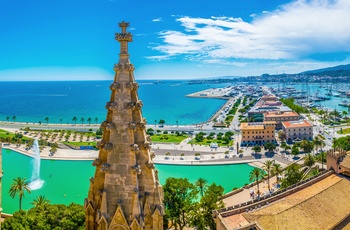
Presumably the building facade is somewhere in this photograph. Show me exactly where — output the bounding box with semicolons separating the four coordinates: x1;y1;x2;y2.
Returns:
240;121;276;146
85;22;164;230
282;120;313;142
264;111;299;129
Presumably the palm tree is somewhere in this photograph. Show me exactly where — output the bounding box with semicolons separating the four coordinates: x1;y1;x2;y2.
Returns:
59;118;63;125
94;117;99;125
87;117;92;125
31;195;50;208
263;160;274;191
319;151;327;170
272;163;283;181
6;116;9;123
300;140;313;153
304;153;316;168
249;168;263;197
44;117;49;125
80;117;85;125
9;177;31;210
12;115;17;123
195;178;208;197
72;116;77;125
313;136;325;153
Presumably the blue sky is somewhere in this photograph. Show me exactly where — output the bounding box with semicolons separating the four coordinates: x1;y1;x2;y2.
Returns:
1;0;350;81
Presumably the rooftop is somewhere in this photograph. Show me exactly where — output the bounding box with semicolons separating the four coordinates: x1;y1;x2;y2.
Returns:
282;120;312;128
264;111;299;118
240;121;276;130
222;174;350;230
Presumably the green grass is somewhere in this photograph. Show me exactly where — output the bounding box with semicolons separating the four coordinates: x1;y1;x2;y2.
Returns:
62;141;96;147
151;134;188;143
188;139;233;147
0;129;32;141
337;128;350;135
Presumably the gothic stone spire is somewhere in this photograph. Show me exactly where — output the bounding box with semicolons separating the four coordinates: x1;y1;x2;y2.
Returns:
85;22;164;230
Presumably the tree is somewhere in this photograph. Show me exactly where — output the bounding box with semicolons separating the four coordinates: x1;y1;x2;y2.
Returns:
59;118;63;125
281;164;302;188
163;177;198;230
272;163;283;181
304;153;316;168
94;117;99;124
195;178;208;197
6;116;10;122
317;151;327;170
313;136;325;153
291;145;300;158
44;117;49;125
80;117;85;125
72;116;77;125
31;195;50;208
158;119;165;127
263;160;274;192
192;183;224;229
332;136;350;151
87;117;92;125
278;130;286;142
252;145;261;154
249;168;263;197
300;140;314;153
264;142;276;152
2;203;85;229
9;177;31;210
12;115;17;123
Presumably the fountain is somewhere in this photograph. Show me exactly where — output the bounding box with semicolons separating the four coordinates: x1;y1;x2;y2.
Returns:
28;139;44;190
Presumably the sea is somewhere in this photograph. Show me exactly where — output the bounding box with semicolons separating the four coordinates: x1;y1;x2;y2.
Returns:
0;80;347;126
0;80;232;126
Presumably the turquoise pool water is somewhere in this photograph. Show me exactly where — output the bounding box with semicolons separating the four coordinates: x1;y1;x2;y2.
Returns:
2;149;254;214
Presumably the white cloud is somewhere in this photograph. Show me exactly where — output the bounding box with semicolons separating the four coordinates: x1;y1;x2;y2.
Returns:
151;0;350;63
152;18;162;22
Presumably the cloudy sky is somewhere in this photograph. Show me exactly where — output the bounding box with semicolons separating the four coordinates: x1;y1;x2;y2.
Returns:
1;0;349;80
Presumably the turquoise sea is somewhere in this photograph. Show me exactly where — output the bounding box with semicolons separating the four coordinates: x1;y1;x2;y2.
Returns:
2;149;254;214
0;80;231;125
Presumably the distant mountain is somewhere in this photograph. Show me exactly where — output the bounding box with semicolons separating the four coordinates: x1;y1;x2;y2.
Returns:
301;63;350;76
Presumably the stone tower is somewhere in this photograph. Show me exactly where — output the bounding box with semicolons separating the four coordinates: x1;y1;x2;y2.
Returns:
85;22;164;230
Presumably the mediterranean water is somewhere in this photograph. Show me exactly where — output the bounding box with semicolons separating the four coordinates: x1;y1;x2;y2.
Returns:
2;149;254;214
0;80;231;126
0;80;347;127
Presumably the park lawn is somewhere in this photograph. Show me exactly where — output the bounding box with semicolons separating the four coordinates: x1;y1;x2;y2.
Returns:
151;134;188;144
189;139;233;147
62;141;97;147
0;129;32;141
337;128;350;135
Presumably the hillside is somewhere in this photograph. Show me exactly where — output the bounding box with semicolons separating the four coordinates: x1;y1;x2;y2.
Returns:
301;63;350;76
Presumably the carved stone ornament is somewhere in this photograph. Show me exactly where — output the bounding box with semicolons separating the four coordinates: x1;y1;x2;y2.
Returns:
100;121;107;129
106;122;115;131
106;102;118;111
103;142;114;151
146;161;155;169
130;144;139;152
135;100;143;109
138;121;146;130
150;151;155;159
96;140;106;149
109;82;120;91
113;63;123;72
131;164;141;174
146;135;152;142
129;122;136;131
127;102;136;110
133;187;139;193
124;63;135;72
100;163;111;173
89;177;95;183
143;141;151;150
125;81;134;90
92;158;102;166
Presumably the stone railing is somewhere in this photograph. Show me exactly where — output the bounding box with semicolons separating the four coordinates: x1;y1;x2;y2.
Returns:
214;169;333;217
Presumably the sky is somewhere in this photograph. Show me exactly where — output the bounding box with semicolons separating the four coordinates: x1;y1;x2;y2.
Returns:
1;0;350;81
